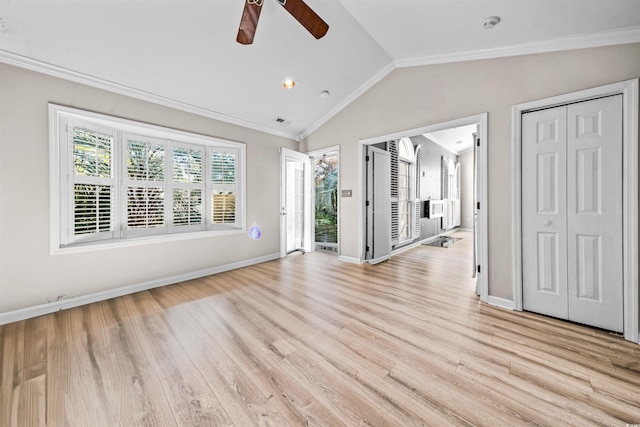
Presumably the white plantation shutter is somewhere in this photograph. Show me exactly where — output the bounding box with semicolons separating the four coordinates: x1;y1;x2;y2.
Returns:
441;156;450;230
389;140;399;246
396;138;414;244
173;189;202;224
414;145;422;238
74;184;112;235
173;147;203;184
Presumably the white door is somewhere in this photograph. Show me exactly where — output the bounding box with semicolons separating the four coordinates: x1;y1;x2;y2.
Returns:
522;95;623;332
366;146;391;263
280;148;312;257
522;105;569;320
567;96;623;330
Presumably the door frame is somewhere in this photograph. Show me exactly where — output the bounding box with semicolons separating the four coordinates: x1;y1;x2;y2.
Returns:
360;112;489;302
511;79;639;343
280;147;313;257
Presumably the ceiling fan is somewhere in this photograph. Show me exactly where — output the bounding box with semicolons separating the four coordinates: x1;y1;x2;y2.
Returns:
237;0;329;45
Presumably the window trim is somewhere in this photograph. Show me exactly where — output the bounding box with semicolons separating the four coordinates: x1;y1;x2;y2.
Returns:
49;104;246;255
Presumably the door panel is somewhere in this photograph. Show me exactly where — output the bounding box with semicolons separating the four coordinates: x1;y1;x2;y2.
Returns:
576;234;601;300
286;160;305;252
537;232;560;294
280;148;312;257
366;146;391;263
522;105;568;319
567;95;623;332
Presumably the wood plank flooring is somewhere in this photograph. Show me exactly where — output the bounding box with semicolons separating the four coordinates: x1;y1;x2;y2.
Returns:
2;231;640;426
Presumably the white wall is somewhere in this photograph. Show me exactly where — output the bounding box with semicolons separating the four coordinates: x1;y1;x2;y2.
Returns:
0;63;297;316
302;43;640;301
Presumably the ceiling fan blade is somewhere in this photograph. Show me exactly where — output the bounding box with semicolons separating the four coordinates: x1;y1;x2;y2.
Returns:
237;1;263;45
278;0;329;39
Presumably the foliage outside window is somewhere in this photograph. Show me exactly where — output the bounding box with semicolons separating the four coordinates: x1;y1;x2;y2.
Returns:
51;105;245;250
314;154;338;244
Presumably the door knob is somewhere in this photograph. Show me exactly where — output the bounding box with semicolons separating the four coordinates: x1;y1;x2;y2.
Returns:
543;220;551;226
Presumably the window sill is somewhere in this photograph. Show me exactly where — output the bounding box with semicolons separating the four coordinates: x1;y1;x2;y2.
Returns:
52;227;245;255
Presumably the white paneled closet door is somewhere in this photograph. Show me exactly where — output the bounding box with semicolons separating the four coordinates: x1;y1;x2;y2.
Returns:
522;105;569;320
522;95;623;333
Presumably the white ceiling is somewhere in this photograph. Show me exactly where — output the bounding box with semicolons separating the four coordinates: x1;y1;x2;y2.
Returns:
1;0;639;140
425;124;478;156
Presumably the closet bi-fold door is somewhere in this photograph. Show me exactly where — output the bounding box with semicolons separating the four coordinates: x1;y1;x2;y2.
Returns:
567;95;623;332
522;95;623;333
522;105;569;321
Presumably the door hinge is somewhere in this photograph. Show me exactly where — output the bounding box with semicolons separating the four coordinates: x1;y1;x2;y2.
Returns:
477;265;481;273
366;246;370;252
477;202;480;210
365;200;370;207
476;138;480;147
365;155;370;161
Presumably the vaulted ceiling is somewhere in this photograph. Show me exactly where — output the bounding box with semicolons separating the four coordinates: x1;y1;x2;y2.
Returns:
1;0;639;140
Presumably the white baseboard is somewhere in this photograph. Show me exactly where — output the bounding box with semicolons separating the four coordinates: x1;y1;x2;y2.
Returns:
366;255;390;265
362;228;464;264
338;255;362;264
486;295;515;310
0;252;280;325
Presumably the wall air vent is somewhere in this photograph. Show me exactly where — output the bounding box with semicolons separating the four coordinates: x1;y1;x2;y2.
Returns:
274;116;292;126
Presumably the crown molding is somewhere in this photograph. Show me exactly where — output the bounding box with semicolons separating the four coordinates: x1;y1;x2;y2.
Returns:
0;50;301;141
300;27;640;140
393;27;640;68
3;27;639;143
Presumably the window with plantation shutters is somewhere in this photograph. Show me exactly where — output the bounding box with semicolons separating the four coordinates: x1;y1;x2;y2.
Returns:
51;104;245;251
172;145;204;229
210;150;237;225
125;135;166;236
69;123;116;244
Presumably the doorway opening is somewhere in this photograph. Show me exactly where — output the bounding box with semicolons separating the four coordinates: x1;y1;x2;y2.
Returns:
360;113;488;302
280;146;340;258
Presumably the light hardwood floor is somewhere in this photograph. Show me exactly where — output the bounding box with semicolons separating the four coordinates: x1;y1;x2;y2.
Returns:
2;231;640;426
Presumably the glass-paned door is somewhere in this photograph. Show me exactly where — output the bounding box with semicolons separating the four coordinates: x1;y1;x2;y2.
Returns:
313;153;338;251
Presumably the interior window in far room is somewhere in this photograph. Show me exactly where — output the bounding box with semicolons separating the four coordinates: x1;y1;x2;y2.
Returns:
397;137;414;244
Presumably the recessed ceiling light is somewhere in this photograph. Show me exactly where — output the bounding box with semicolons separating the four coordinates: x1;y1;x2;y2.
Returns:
482;16;500;29
283;79;295;90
